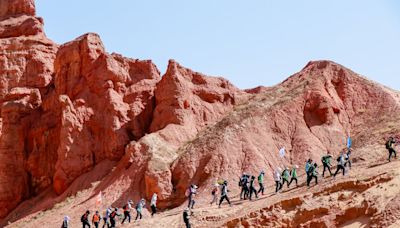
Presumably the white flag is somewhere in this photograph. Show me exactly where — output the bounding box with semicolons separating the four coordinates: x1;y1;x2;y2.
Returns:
279;147;286;158
95;191;102;208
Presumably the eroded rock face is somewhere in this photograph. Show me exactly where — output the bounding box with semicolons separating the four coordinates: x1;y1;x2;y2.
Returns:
167;61;400;205
0;0;161;217
0;88;41;217
111;60;243;208
150;60;240;132
0;0;35;19
52;33;160;194
0;0;57;218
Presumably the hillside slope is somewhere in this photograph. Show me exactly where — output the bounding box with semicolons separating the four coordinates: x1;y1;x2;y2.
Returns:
1;0;400;227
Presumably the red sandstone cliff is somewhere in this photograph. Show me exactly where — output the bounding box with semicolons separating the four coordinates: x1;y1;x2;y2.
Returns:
2;0;400;227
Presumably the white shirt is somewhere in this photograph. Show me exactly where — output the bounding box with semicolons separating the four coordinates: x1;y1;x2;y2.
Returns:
274;171;281;181
151;195;157;206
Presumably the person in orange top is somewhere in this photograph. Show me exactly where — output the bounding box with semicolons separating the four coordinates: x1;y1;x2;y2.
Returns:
92;211;102;228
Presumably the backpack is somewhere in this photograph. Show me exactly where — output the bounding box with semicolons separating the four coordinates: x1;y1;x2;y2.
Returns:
123;204;127;210
241;177;247;186
80;214;87;223
211;187;217;195
337;156;341;162
93;214;100;222
110;211;116;219
386;141;391;149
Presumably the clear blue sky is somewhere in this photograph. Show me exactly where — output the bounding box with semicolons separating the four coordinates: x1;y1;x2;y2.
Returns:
36;1;400;89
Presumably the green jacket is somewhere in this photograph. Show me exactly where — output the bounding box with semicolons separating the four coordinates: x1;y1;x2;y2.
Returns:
321;155;332;165
258;174;264;184
309;165;317;176
282;169;290;180
290;168;297;178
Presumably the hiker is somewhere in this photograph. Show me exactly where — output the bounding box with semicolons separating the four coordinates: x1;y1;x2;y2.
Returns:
61;216;70;228
386;137;397;162
187;184;198;209
121;200;133;224
135;198;146;220
183;208;191;228
274;168;282;193
102;207;111;228
257;171;265;195
334;151;346;177
321;152;333;177
249;176;258;200
81;210;91;228
210;183;219;205
92;211;101;228
218;180;231;208
239;173;250;200
344;148;353;169
151;193;158;216
281;167;290;188
307;163;318;186
305;159;312;173
109;208;121;228
288;165;298;187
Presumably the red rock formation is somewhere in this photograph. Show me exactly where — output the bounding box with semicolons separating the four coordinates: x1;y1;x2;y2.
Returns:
0;0;160;218
52;33;160;194
0;0;35;19
100;60;244;208
0;0;57;218
2;1;400;227
168;61;400;205
0;88;41;217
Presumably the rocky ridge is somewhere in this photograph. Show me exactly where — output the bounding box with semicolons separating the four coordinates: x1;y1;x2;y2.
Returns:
1;0;400;227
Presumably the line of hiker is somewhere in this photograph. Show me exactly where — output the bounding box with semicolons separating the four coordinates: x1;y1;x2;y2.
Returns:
64;194;157;228
63;136;397;228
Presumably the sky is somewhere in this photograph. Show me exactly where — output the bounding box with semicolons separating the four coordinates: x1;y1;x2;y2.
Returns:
36;1;400;90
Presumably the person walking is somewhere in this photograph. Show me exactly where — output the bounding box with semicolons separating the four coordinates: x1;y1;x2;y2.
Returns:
135;199;146;220
150;193;158;216
249;176;258;200
109;208;121;228
334;151;346;177
288;165;298;187
81;210;91;228
183;208;191;228
386;137;396;162
92;211;101;228
218;180;232;208
281;167;290;188
210;183;219;205
61;216;70;228
239;173;250;200
257;171;265;195
274;168;282;193
344;148;353;169
307;163;318;187
321;152;333;177
305;159;313;181
187;184;198;209
121;200;133;224
102;207;111;228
